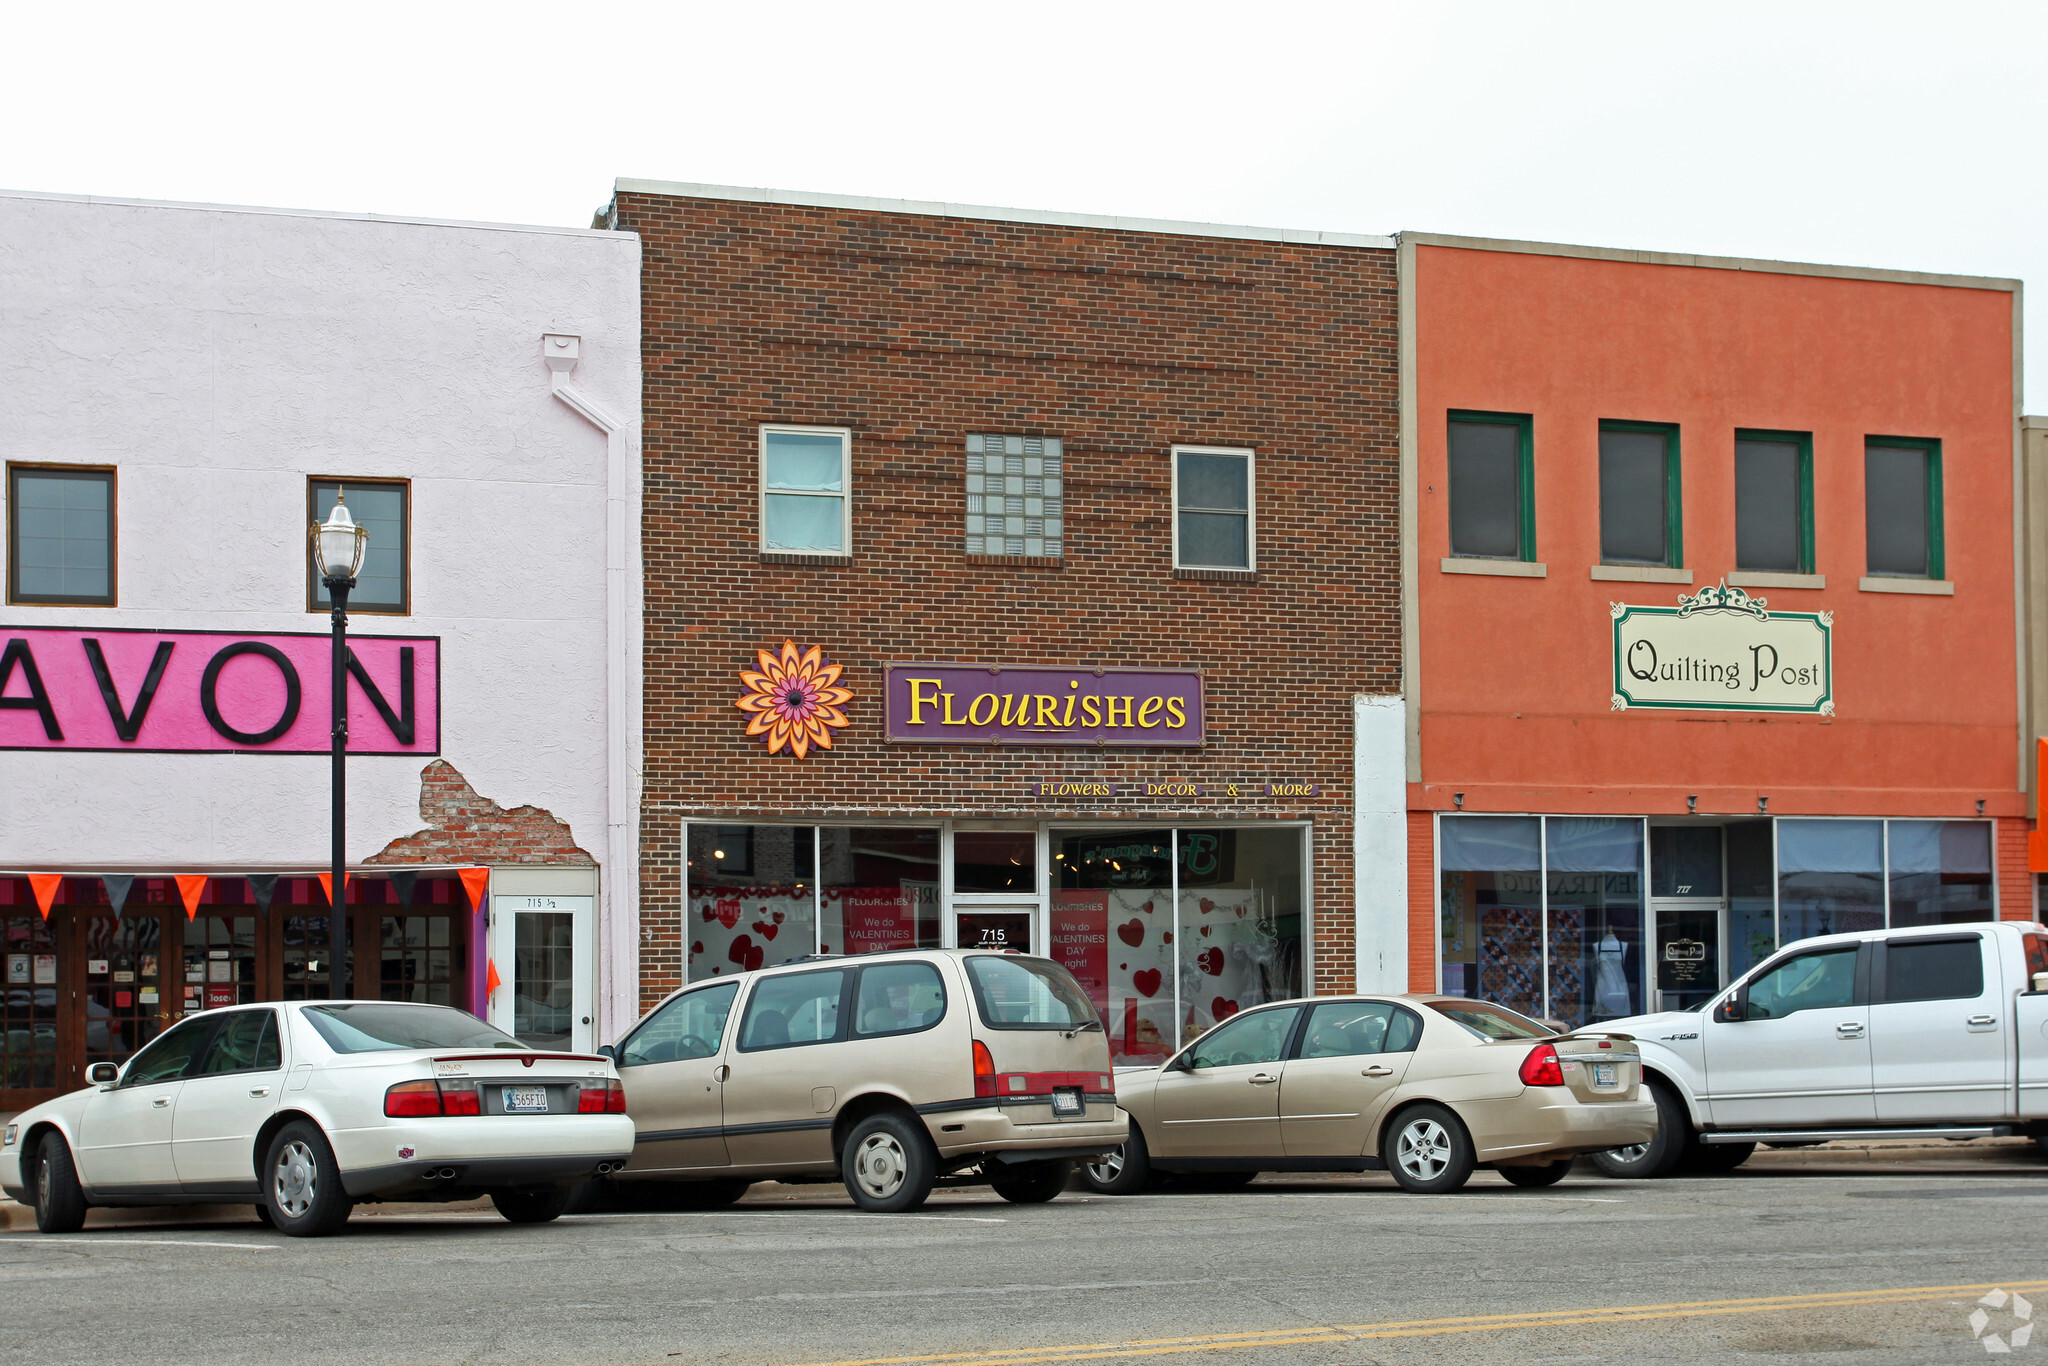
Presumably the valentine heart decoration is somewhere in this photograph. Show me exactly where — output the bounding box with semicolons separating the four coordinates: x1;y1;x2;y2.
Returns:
1200;925;1211;937
1211;997;1239;1021
691;941;705;956
753;920;779;941
1117;919;1144;948
1197;947;1224;976
715;899;741;929
1132;968;1162;998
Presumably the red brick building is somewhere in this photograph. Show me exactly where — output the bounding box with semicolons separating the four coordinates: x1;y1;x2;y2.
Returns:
606;181;1403;1062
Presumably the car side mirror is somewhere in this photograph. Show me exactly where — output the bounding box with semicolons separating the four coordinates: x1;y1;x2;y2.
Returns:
88;1062;120;1085
2034;972;2048;995
1713;996;1745;1023
594;1043;617;1061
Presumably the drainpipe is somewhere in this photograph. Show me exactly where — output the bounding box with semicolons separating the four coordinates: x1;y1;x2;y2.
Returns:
543;333;642;1045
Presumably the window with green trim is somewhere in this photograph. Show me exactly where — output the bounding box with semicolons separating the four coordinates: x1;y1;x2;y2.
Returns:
1599;421;1681;568
1734;430;1813;574
1446;411;1534;561
1865;437;1943;579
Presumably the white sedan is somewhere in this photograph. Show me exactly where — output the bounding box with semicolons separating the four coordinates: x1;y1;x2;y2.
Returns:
0;1000;635;1236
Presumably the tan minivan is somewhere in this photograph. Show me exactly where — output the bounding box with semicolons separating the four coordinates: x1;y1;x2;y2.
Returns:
599;949;1126;1212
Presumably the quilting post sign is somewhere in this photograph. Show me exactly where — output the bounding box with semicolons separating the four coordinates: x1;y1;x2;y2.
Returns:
1610;583;1832;715
0;625;439;753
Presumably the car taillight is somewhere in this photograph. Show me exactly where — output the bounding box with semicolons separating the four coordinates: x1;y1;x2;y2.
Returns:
385;1080;445;1117
973;1040;997;1099
1519;1043;1565;1087
385;1079;481;1117
580;1080;627;1114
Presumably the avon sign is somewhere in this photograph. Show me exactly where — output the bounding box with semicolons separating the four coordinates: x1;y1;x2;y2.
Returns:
884;663;1203;748
0;626;439;754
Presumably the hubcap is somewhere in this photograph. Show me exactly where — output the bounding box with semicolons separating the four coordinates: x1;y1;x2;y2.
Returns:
1397;1119;1450;1181
274;1140;318;1218
1611;1142;1651;1164
1085;1145;1126;1185
37;1156;50;1208
854;1132;907;1199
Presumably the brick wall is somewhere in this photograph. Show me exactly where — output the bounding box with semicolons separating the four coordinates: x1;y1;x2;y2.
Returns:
612;191;1400;1009
1406;810;1436;991
365;760;596;867
1999;817;2034;921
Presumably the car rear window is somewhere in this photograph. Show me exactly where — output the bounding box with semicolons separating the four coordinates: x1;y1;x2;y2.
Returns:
303;1003;525;1054
1426;1000;1554;1041
964;955;1098;1031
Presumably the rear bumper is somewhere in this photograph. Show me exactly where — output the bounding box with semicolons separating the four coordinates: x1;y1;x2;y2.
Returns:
343;1151;631;1199
1459;1091;1659;1162
921;1101;1127;1163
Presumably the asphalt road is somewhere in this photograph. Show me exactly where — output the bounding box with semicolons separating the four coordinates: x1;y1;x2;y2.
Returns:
4;1150;2046;1366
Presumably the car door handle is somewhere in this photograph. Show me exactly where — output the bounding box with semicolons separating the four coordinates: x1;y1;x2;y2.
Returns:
1248;1073;1279;1085
249;1087;270;1098
1968;1015;1997;1028
1836;1022;1865;1036
712;1065;730;1083
1362;1065;1395;1077
152;1097;170;1108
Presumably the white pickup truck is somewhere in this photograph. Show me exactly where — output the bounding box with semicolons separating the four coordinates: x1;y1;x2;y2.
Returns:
1590;920;2048;1177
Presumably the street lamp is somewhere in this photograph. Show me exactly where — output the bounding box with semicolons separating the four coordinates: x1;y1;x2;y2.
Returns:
311;492;368;997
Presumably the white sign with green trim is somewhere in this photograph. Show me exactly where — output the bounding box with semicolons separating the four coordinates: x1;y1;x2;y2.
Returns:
1611;582;1833;714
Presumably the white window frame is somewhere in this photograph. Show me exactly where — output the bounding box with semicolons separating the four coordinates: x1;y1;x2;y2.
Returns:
1170;444;1256;571
758;424;852;557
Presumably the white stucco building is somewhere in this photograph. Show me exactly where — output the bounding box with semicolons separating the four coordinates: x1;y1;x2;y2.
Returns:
0;190;640;1107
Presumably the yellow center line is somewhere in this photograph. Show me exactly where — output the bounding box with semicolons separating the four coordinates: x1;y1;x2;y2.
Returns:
783;1279;2048;1366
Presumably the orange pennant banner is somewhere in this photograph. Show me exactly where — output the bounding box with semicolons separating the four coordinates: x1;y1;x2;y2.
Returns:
175;875;208;921
27;874;62;920
316;872;349;907
485;957;503;997
459;867;490;909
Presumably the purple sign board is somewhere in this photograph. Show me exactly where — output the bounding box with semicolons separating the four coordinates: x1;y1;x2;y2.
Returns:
884;664;1204;748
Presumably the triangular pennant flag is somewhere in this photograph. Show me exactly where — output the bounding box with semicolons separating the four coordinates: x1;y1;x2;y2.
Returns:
458;867;490;910
101;874;134;916
27;874;61;920
485;957;503;998
175;875;208;921
388;869;418;908
316;872;352;907
247;875;278;912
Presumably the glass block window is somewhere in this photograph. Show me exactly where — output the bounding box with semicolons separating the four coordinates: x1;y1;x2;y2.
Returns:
965;434;1063;558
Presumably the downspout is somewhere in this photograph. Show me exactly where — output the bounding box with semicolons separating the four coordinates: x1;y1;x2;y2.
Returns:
543;332;642;1044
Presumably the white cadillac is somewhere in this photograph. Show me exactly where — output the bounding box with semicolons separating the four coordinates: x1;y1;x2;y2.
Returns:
0;1001;635;1236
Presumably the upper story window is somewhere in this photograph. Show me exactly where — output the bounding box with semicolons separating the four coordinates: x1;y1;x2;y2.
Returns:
966;434;1063;558
1172;445;1254;571
1864;437;1943;580
760;425;851;557
1446;411;1533;561
7;464;116;606
1734;430;1813;574
308;479;409;614
1598;421;1681;568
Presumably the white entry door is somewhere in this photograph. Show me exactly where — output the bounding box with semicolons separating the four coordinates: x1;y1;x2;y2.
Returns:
491;894;594;1053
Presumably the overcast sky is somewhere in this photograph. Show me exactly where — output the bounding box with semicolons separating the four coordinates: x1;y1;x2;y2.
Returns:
11;1;2043;399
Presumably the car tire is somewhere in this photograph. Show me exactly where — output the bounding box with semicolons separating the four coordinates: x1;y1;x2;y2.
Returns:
252;1203;275;1228
620;1178;754;1211
1078;1124;1152;1196
987;1160;1072;1204
1686;1141;1757;1173
491;1187;575;1224
841;1112;938;1213
1386;1103;1477;1194
1589;1083;1690;1180
32;1133;88;1234
262;1121;353;1237
1496;1159;1573;1188
1178;1170;1260;1191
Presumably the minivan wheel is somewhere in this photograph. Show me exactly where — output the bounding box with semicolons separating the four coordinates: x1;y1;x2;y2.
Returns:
1079;1124;1152;1196
1386;1103;1476;1194
491;1187;574;1224
1497;1159;1573;1188
33;1133;88;1234
842;1112;937;1213
988;1159;1071;1204
263;1121;354;1237
1589;1083;1689;1179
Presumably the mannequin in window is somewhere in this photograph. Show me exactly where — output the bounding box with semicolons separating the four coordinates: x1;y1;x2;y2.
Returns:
1594;930;1631;1018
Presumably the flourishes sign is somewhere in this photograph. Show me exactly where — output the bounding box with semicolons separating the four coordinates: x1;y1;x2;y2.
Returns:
735;641;853;758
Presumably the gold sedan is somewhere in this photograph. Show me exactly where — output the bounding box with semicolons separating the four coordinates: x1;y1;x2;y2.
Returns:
1080;995;1656;1194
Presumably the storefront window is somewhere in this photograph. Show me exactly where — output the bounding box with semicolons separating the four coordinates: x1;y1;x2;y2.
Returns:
819;827;941;956
953;830;1038;893
1175;827;1303;1048
1053;829;1174;1064
1887;820;1993;927
1545;818;1643;1026
1438;816;1543;1019
686;824;818;980
1777;819;1884;941
1725;819;1776;981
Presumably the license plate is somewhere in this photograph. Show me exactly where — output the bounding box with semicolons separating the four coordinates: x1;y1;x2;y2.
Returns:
1592;1063;1617;1088
503;1086;549;1114
1051;1087;1084;1117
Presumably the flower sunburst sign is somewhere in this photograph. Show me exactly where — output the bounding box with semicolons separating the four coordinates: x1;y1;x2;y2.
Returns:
735;640;853;758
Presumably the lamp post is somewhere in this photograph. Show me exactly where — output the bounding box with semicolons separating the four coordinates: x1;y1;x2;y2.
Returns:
311;492;368;997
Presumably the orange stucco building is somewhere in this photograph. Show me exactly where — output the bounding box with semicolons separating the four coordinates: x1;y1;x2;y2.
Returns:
1398;234;2026;1023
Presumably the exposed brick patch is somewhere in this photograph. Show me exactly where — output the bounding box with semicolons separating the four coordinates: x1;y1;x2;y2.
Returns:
365;760;596;866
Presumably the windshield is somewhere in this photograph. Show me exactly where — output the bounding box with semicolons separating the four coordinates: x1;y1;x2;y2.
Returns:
964;955;1099;1031
302;1003;526;1055
1427;999;1555;1041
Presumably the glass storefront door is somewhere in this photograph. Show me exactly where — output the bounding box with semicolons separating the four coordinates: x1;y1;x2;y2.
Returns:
955;907;1034;953
948;826;1044;959
492;893;593;1052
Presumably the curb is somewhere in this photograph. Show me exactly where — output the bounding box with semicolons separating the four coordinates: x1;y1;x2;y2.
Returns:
0;1196;494;1232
